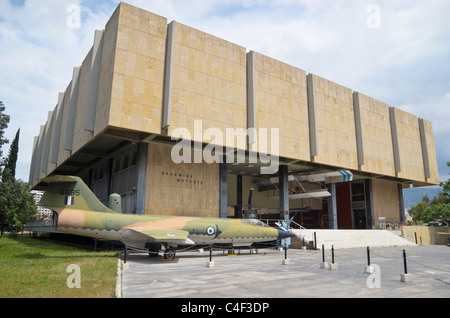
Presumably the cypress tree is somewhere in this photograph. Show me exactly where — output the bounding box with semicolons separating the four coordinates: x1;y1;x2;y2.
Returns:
2;128;19;182
0;101;10;162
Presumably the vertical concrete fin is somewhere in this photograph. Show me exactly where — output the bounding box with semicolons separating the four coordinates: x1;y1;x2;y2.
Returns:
40;111;54;174
307;74;318;158
389;107;402;174
84;30;105;132
247;51;257;146
353;92;365;167
29;135;39;185
50;93;65;165
418;118;431;179
64;67;81;151
34;125;45;181
162;21;176;130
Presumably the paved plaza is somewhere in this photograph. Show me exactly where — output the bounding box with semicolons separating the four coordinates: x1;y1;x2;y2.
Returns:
120;245;450;299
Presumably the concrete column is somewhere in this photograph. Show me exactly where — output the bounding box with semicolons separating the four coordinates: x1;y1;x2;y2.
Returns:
107;157;114;200
219;161;228;219
366;179;375;229
136;142;148;215
328;183;338;229
398;184;405;223
235;174;243;218
278;164;289;222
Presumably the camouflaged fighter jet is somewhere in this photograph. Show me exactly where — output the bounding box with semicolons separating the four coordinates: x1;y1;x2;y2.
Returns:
39;175;294;259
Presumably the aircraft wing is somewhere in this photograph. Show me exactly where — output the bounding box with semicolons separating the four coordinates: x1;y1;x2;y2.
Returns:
139;229;195;244
122;228;196;248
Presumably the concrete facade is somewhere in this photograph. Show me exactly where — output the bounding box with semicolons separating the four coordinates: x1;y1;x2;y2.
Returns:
29;3;439;229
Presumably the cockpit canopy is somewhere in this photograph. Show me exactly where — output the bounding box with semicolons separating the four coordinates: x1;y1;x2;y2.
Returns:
240;219;269;227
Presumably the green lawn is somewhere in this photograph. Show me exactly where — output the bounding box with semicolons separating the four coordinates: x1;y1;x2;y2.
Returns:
0;235;119;298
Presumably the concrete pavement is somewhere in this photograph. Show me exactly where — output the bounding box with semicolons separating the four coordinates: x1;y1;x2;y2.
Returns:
120;245;450;298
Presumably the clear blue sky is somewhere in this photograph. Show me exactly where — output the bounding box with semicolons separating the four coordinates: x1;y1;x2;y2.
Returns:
0;0;449;183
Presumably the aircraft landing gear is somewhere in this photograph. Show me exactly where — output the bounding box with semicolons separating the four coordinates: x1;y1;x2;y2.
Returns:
146;243;160;258
163;248;176;260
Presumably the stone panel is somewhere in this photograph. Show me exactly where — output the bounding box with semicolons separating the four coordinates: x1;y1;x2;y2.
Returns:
94;4;119;136
252;52;309;161
393;108;425;182
72;49;94;153
29;2;440;190
167;22;247;148
357;93;395;176
57;82;73;166
145;143;219;217
108;3;167;134
372;179;401;228
311;75;358;170
421;119;439;185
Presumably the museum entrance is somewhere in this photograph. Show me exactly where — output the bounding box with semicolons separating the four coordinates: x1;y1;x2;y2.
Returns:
333;180;373;230
350;180;372;229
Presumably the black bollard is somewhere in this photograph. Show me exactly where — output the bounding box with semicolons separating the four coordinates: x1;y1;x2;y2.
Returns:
367;246;371;266
209;245;213;262
331;245;335;264
314;232;317;250
329;245;338;270
124;245;128;264
285;245;288;260
403;249;408;274
320;244;327;268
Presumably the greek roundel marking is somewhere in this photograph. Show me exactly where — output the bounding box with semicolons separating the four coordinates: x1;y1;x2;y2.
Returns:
206;226;215;236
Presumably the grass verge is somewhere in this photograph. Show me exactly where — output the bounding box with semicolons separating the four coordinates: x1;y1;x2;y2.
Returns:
0;235;119;298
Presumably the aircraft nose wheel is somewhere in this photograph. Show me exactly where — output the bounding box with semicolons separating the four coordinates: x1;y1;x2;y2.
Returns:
164;249;176;260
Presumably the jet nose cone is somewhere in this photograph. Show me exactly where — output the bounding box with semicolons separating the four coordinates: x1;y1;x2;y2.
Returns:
277;229;296;239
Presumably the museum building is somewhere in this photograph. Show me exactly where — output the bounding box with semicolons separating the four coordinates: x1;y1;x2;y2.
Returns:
29;2;439;230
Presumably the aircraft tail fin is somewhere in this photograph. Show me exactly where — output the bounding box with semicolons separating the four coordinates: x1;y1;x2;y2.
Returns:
39;175;118;214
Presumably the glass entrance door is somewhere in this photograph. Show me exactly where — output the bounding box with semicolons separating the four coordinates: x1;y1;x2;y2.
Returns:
353;208;367;229
350;181;369;229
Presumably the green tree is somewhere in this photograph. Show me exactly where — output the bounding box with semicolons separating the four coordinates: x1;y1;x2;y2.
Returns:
0;102;36;237
2;128;19;182
422;204;450;226
440;161;450;204
408;201;428;224
0;101;10;169
0;180;36;236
